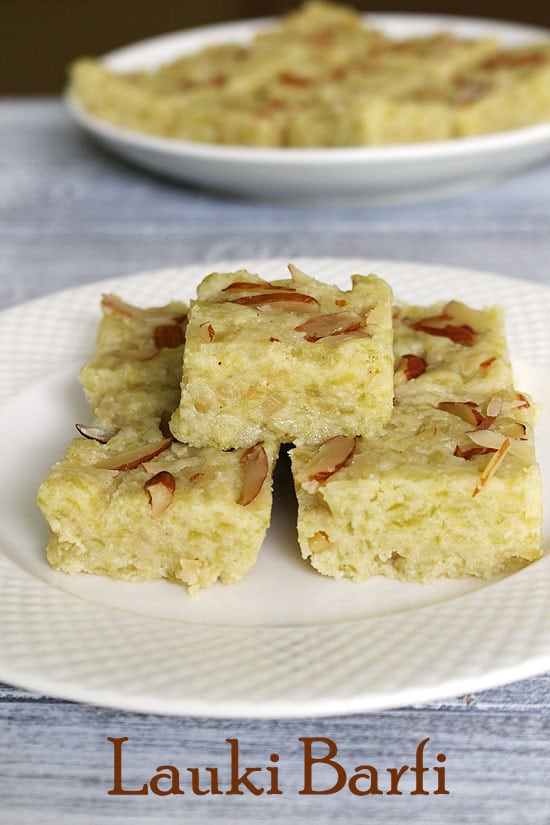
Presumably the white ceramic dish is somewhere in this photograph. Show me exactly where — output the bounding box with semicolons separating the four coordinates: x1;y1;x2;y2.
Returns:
0;258;548;717
66;14;550;202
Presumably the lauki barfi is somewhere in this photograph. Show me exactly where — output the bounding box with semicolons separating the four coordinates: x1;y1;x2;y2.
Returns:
291;300;542;583
38;294;278;595
169;265;394;449
70;1;550;148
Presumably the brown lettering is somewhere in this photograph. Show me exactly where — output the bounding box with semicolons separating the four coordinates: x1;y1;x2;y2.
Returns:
149;765;184;796
386;764;409;795
348;765;383;796
299;737;346;795
107;737;148;796
226;738;264;796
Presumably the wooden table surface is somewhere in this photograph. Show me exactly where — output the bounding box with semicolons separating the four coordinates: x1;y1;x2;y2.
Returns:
1;98;549;824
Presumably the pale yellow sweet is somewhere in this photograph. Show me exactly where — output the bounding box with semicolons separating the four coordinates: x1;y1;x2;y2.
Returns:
79;296;187;428
40;429;278;595
451;44;550;136
291;301;543;583
393;300;513;405
69;1;550;147
169;266;394;449
38;297;277;595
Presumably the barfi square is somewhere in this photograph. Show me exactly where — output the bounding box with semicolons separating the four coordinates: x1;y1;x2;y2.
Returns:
291;299;543;583
169;265;394;449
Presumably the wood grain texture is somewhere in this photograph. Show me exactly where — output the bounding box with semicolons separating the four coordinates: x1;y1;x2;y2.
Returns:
0;98;549;824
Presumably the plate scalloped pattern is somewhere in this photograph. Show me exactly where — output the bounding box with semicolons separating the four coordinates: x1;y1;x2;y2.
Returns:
0;258;548;717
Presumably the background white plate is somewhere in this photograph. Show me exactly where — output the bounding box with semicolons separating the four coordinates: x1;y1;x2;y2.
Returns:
0;259;548;717
66;14;550;202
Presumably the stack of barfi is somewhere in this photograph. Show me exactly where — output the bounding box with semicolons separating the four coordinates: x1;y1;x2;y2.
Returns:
38;264;542;595
70;1;550;148
38;293;278;595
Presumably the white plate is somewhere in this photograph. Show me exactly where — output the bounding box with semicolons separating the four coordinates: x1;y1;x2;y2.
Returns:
0;259;549;717
66;14;550;202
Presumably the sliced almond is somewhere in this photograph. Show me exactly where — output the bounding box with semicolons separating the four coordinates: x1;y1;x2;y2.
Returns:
316;329;371;347
454;444;494;460
486;396;503;418
227;292;320;313
75;424;118;443
95;438;172;471
473;438;511;497
197;322;216;342
515;392;531;409
221;281;296;293
294;311;363;342
102;294;187;324
397;354;427;381
153;324;184;349
409;312;451;328
500;422;527;440
295;435;356;492
499;394;531;412
239;443;268;506
144;471;175;514
287;263;310;283
410;318;477;346
101;293;143;318
466;428;507;451
438;401;483;427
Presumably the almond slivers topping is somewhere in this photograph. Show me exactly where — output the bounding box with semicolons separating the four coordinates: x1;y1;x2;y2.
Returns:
398;354;427;381
466;428;508;451
75;424;118;443
227;292;320;313
296;435;356;493
438;401;483;427
473;438;511;497
486;396;503;418
410;318;477;346
221;281;296;293
198;322;216;342
500;422;527;440
95;438;172;471
239;443;269;506
101;293;143;318
294;311;363;342
145;471;175;514
454;444;494;460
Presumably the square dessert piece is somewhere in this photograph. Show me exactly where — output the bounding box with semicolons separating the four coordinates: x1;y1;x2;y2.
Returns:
393;299;514;405
169;265;394;449
79;293;188;429
38;296;277;595
291;300;542;583
451;43;550;136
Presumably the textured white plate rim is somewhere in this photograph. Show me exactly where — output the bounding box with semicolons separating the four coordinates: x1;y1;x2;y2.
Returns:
0;257;548;718
65;13;550;198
